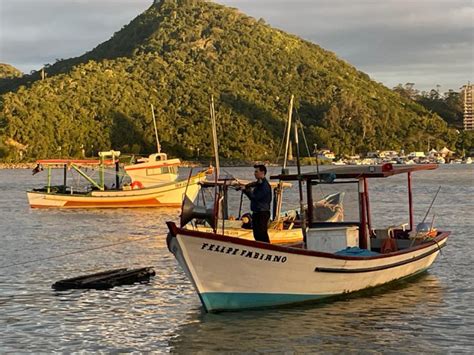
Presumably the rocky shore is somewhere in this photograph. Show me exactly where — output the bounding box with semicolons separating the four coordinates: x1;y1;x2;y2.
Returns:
0;162;37;169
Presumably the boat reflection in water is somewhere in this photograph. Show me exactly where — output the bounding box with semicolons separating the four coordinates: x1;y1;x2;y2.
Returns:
168;273;445;353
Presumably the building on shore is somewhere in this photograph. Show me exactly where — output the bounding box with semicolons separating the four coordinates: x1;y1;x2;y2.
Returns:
461;83;473;130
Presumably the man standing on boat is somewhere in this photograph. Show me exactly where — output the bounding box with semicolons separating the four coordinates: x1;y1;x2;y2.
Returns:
239;164;272;243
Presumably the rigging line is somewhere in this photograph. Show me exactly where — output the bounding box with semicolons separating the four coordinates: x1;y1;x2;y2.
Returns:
275;108;290;164
276;116;289;165
422;186;441;224
294;107;312;161
0;234;166;270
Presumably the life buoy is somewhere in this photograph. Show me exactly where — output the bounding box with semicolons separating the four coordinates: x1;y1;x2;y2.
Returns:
241;213;252;229
131;181;144;189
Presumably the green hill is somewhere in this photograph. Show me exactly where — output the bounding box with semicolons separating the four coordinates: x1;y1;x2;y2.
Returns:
0;64;22;79
0;0;459;161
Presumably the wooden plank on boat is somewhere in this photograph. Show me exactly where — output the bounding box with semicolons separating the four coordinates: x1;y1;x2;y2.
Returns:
52;267;156;290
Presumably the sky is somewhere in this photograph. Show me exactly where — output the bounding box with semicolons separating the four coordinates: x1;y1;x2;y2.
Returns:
0;0;472;92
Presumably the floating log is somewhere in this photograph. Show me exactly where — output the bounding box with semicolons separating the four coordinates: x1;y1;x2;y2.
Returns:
52;267;156;290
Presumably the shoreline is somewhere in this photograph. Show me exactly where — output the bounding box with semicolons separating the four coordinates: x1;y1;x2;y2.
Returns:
0;161;250;169
0;162;38;169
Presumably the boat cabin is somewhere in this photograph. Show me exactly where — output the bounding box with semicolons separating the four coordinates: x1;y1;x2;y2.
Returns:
272;163;439;254
124;152;180;188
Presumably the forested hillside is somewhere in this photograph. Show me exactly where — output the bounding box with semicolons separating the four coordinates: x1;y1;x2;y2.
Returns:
0;0;460;161
0;64;22;79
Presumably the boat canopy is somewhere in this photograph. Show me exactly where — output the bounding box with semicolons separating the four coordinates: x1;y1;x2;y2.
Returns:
271;163;438;181
200;178;292;189
36;159;116;166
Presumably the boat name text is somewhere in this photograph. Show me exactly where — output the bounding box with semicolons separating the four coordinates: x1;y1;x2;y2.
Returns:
200;243;287;263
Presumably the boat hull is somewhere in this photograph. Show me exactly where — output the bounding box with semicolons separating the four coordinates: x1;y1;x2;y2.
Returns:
27;172;207;208
167;223;449;312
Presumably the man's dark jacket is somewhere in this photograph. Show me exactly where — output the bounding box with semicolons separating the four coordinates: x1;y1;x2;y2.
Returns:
243;178;272;212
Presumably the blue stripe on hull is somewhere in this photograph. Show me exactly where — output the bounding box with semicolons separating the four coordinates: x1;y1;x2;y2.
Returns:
200;292;326;312
200;269;432;312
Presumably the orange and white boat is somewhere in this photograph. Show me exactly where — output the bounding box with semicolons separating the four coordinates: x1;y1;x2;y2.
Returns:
27;150;209;209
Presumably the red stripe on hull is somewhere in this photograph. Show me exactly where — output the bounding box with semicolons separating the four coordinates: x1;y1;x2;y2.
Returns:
54;198;182;208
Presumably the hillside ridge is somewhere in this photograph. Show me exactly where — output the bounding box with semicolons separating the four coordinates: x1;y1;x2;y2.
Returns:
0;0;458;161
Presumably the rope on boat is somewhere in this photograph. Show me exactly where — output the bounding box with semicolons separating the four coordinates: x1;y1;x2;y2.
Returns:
0;234;166;269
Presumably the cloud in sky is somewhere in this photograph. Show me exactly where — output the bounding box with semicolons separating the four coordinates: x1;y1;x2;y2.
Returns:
0;0;472;91
220;0;474;91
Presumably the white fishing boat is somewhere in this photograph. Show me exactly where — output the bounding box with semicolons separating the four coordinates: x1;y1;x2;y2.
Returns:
27;105;209;208
27;151;209;208
166;163;450;312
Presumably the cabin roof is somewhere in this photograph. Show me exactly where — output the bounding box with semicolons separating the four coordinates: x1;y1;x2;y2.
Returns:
271;164;438;181
36;159;116;166
201;178;292;189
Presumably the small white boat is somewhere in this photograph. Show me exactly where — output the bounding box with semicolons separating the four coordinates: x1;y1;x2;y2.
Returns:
27;151;209;208
167;163;450;312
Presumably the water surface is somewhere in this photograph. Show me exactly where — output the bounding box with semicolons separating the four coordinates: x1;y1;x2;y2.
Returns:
0;165;472;352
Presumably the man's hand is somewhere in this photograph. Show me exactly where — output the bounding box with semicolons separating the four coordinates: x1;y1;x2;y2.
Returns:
235;182;246;191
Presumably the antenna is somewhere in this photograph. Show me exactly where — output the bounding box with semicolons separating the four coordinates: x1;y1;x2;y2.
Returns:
151;104;161;153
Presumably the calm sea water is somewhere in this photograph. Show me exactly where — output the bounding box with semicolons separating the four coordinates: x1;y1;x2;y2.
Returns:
0;165;473;353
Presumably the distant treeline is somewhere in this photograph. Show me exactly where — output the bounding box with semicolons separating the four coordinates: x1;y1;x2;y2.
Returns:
0;0;471;162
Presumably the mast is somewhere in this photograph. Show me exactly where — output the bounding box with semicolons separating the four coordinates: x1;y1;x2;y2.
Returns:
283;95;294;170
210;95;220;233
274;95;294;219
151;104;161;154
294;121;307;245
210;95;220;179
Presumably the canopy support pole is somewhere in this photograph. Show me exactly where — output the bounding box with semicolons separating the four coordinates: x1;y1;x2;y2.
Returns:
359;178;368;249
70;163;102;190
408;172;414;231
47;167;52;193
364;178;372;235
63;164;67;188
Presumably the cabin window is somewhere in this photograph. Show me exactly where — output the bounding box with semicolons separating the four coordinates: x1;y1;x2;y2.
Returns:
310;181;360;224
146;168;163;175
146;166;178;176
368;177;409;229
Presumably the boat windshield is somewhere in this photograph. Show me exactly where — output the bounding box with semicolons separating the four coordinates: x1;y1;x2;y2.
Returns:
310;180;360;225
146;166;178;176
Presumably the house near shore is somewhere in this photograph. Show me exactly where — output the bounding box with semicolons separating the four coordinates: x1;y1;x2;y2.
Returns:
408;151;426;158
379;150;399;158
317;149;335;160
366;151;380;158
439;147;454;158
